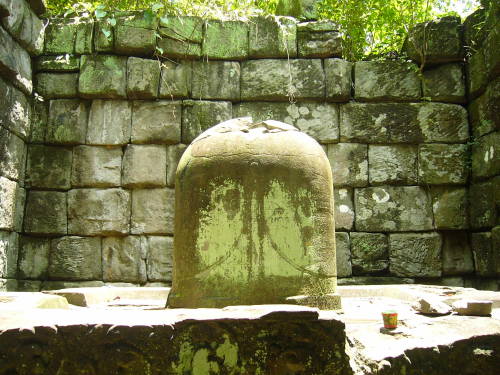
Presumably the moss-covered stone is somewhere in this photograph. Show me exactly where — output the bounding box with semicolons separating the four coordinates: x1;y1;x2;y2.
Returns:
336;232;351;278
368;145;418;185
431;187;468;230
131;188;174;234
471;232;500;276
417;103;469;142
102;236;146;283
483;23;500;78
35;72;78;99
181;100;232;143
471;131;500;179
326;143;367;187
249;16;297;58
0;177;18;230
423;63;465;103
0;231;18;278
146;236;173;282
131;101;181;144
24;191;67;235
18;236;50;279
26;145;72;189
442;231;473;275
79;55;127;99
43;19;77;54
71;146;122;188
94;21;114;52
334;188;354;231
126;57;160;99
157;17;202;59
87;100;131;145
419;144;468;185
324;58;352;102
166;144;187;187
47;99;89;145
159;61;192;98
35;55;80;72
75;21;94;54
469;180;497;229
351;232;388;275
297;21;342;58
0;127;26;182
122;145;167;187
115;12;158;56
192;61;240;100
469;76;500;137
467;48;487;99
203;20;249;60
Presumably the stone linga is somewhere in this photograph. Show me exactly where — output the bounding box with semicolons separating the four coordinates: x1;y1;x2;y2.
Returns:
167;118;340;309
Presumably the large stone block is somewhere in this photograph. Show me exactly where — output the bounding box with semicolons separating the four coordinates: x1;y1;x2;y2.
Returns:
326;143;367;187
389;232;442;277
26;145;72;189
404;16;463;65
335;232;351;278
354;61;421;101
3;1;44;55
24;191;67;235
241;59;324;101
442;231;473;275
17;236;50;279
467;49;487;99
67;188;130;235
351;232;389;275
471;232;500;276
236;102;339;143
368;145;417;185
0;179;24;232
47;99;89;145
334;188;354;231
35;55;80;72
126;57;160;99
131;188;174;235
166;144;187;187
249;16;297;58
49;236;102;280
30;101;47;144
324;58;352;102
192;61;240;101
102;236;147;283
483;23;500;78
0;26;32;94
157;16;202;59
472;131;500;179
203;20;248;60
122;145;167;187
75;21;93;54
87;100;131;145
131;101;181;144
355;186;433;232
44;19;77;54
79;55;127;99
94;21;113;52
159;61;192;99
422;63;465;103
1;0;26;37
146;236;173;282
469;76;500;137
297;21;342;58
417;103;469;142
71;146;122;188
0;231;18;278
115;12;157;56
431;187;468;230
0;127;26;181
0;77;31;139
419;144;468;185
181;100;232;143
469;181;496;229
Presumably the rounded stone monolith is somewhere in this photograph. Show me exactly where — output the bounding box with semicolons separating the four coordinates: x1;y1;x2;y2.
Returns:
167;118;339;308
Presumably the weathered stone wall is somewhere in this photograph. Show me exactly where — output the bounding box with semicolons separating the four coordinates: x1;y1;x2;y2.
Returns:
0;0;45;291
1;8;498;290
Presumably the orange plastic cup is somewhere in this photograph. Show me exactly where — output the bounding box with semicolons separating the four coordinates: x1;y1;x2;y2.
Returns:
382;310;398;329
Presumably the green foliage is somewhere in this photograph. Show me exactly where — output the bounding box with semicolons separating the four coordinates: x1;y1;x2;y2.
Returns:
45;0;479;60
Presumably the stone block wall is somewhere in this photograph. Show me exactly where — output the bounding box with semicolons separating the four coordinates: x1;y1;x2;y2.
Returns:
0;0;45;291
1;9;498;290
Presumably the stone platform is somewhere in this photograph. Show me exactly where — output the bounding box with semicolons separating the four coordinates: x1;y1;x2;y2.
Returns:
1;285;499;374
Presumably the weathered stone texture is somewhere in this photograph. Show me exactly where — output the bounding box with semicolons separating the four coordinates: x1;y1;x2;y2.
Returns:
336;232;351;278
67;189;130;235
442;232;473;275
126;57;160;99
326;143;367;187
181;100;232;144
297;21;342;58
471;232;500;276
166;144;187;187
241;59;324;101
355;61;421;101
203;20;248;60
146;236;173;282
44;19;77;54
122;145;167;187
0;231;18;278
483;22;500;77
324;58;352;101
423;63;465;103
159;61;191;99
469;76;500;137
30;101;47;144
368;145;417;185
0;77;31;139
35;73;78;99
471;132;500;179
355;186;433;232
334;188;354;231
102;236;147;283
79;55;127;99
17;236;50;279
47;99;89;145
249;16;297;58
404;16;463;65
131;101;181;144
49;236;102;280
26;145;72;189
431;187;468;230
0;26;33;93
87;100;131;145
389;232;442;277
94;21;113;52
131;188;175;235
419;144;468;184
71;146;122;188
75;21;93;54
0;127;26;181
469;181;497;229
24;191;67;235
114;13;157;56
417;103;469;142
35;55;80;72
236;102;339;143
351;232;389;275
157;16;202;59
192;61;240;101
467;49;487;99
